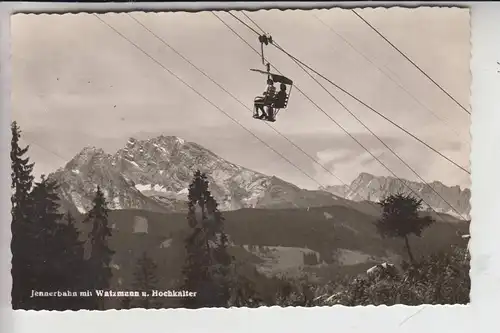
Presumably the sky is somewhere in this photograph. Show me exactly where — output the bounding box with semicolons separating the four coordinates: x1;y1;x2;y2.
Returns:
10;6;471;191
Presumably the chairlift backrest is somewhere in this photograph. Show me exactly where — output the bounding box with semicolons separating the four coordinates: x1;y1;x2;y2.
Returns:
283;95;289;108
273;89;288;109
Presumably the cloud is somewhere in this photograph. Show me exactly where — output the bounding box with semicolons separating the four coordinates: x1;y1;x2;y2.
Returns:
302;131;469;189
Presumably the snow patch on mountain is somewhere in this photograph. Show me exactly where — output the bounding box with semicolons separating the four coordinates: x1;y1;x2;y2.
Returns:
135;184;166;193
70;192;87;214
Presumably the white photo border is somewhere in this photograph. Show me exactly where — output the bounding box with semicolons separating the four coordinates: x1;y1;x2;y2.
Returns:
0;1;497;332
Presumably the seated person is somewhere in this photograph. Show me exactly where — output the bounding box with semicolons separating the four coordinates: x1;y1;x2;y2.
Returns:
259;83;287;122
272;83;287;109
254;79;276;119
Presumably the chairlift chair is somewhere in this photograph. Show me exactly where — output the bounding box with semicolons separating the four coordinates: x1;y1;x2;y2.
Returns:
250;34;294;122
250;68;294;122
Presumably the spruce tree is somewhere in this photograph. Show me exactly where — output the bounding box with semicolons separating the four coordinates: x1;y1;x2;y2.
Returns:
24;175;90;310
10;121;91;310
52;212;89;310
375;193;435;265
28;175;65;310
84;186;115;310
11;121;34;222
131;252;160;309
181;170;232;308
10;121;35;309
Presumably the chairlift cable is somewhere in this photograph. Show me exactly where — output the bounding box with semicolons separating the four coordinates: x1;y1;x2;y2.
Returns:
241;12;267;35
227;11;262;36
312;13;469;143
21;140;69;165
351;9;471;116
231;12;470;175
129;12;381;216
246;14;468;222
223;12;384;214
276;40;468;222
270;43;471;175
217;12;451;223
93;14;326;190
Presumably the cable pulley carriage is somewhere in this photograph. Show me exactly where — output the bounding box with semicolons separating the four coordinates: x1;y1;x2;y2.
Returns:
251;34;293;122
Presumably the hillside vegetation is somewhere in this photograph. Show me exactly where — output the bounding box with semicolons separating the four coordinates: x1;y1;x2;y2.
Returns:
11;121;470;310
71;203;469;299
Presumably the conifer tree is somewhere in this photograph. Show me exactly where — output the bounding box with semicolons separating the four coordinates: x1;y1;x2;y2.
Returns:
84;186;115;310
28;175;65;310
25;175;90;310
181;170;232;308
10;121;35;309
131;252;160;309
375;193;435;265
52;212;89;310
11;121;34;222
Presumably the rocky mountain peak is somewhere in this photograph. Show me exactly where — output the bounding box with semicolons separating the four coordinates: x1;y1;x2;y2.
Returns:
156;135;186;145
118;135;194;161
325;172;471;220
64;146;110;170
75;146;107;158
357;172;375;181
47;135;350;215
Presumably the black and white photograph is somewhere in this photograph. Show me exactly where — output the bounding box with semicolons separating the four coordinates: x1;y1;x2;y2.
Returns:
10;7;471;310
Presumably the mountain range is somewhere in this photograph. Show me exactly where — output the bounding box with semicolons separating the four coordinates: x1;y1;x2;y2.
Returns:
325;172;471;220
47;134;470;220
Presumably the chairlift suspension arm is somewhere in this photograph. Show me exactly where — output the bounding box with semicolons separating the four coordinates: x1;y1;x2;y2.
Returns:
258;34;273;66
